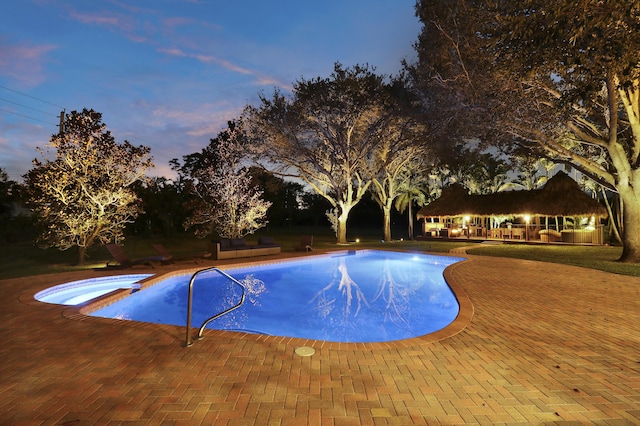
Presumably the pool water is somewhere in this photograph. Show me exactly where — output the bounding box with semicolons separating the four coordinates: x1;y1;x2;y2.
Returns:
90;250;462;343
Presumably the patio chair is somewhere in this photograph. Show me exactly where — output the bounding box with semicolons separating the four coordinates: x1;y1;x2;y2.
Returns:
106;243;168;268
150;244;176;265
295;235;313;252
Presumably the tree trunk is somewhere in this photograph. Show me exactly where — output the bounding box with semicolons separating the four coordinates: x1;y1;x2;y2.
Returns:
337;216;348;244
407;200;414;240
77;245;86;266
601;187;622;246
383;205;392;242
618;186;640;263
336;204;352;245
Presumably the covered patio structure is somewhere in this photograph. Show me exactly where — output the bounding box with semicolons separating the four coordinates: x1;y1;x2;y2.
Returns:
417;172;609;244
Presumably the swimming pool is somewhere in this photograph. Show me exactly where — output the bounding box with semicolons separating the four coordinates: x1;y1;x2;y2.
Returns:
35;274;153;305
89;250;463;343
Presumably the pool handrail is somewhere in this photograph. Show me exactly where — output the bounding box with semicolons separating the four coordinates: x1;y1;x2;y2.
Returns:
185;266;246;347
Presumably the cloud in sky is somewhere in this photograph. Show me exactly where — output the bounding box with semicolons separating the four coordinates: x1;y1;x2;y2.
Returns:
0;39;58;87
0;0;421;181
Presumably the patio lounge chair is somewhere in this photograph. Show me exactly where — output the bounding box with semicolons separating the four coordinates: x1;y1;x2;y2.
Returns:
295;235;313;252
106;243;169;268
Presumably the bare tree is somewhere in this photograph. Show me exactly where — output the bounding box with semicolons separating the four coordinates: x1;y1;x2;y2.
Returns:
24;109;153;265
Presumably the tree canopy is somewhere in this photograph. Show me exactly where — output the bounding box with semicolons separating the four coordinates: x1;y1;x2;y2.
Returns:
246;63;417;244
24;109;153;265
179;121;271;239
412;0;640;262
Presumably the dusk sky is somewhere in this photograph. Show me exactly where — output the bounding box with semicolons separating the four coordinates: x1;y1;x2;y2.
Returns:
0;0;421;181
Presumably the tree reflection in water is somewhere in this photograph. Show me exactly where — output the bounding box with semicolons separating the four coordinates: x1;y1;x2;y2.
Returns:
308;257;370;337
305;254;456;341
372;258;414;328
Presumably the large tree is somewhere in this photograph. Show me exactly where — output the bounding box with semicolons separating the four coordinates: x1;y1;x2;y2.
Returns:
246;63;402;244
369;75;429;242
413;0;640;262
370;142;427;242
179;121;271;239
407;0;501;151
489;1;640;262
24;109;153;265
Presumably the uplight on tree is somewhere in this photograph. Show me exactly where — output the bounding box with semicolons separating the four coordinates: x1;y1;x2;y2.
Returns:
180;121;271;239
24;109;154;265
246;63;404;244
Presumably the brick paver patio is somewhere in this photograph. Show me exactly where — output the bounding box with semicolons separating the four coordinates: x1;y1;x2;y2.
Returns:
1;250;639;425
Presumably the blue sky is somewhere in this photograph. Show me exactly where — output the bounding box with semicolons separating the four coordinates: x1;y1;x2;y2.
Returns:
1;0;421;180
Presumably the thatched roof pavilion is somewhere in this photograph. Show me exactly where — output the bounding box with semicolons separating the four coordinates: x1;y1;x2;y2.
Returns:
417;172;608;220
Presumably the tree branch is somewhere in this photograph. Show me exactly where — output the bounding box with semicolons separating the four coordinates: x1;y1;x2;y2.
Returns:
509;124;615;186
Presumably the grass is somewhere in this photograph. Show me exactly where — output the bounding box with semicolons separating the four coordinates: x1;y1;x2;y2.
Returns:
0;227;638;280
467;242;640;277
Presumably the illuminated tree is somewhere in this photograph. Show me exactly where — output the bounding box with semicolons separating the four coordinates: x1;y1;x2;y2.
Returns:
24;109;153;265
412;0;640;262
368;75;430;242
181;121;271;239
370;141;427;241
499;157;556;192
246;63;401;244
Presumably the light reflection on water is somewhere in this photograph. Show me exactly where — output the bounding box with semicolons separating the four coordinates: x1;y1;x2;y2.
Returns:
91;250;462;343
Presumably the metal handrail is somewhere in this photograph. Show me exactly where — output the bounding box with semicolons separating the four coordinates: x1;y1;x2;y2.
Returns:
185;266;246;347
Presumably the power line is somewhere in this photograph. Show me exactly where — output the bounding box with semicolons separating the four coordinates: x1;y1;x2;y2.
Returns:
0;96;60;117
0;107;58;127
0;84;66;110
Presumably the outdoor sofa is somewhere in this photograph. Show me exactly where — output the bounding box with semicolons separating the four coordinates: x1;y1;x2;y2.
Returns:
212;237;281;260
539;229;562;242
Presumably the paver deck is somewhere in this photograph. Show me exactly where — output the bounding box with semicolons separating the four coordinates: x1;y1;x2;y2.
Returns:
1;250;639;425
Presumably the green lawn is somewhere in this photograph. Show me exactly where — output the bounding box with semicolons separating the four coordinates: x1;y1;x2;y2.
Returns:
468;242;640;277
1;228;638;280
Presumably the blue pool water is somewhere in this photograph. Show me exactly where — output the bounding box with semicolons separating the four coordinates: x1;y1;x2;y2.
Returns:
90;250;462;343
35;274;153;305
